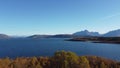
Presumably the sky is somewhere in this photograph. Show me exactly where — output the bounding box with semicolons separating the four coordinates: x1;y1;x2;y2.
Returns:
0;0;120;35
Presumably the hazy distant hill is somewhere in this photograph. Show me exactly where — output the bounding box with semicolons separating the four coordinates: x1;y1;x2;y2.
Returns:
27;34;73;39
27;35;51;38
48;34;73;38
73;30;100;37
103;29;120;37
0;34;10;39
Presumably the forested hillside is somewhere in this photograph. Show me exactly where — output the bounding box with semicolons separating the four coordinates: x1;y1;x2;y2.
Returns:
0;51;119;68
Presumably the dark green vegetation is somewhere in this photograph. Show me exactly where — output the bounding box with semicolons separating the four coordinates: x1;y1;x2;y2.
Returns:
0;51;120;68
68;37;120;44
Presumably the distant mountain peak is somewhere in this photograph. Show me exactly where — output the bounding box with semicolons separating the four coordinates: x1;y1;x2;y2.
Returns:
84;30;89;32
73;30;100;36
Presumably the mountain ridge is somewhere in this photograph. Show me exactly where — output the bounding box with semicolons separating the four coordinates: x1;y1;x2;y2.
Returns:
103;29;120;37
0;34;11;39
73;30;101;37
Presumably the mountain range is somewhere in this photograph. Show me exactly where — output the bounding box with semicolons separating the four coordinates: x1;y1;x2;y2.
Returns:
73;29;120;37
0;29;120;39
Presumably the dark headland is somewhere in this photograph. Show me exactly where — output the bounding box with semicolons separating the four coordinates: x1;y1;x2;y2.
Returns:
68;37;120;44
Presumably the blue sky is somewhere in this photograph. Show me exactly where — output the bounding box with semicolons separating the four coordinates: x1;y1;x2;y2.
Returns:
0;0;120;35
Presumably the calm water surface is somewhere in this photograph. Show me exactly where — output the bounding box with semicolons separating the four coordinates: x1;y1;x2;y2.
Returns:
0;38;120;61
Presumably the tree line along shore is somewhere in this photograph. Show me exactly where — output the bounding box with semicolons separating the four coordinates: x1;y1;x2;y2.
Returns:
0;51;120;68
